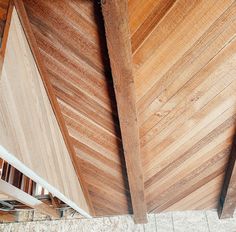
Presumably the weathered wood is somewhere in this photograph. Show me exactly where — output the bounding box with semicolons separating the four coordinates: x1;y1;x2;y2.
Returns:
101;0;147;223
218;142;236;219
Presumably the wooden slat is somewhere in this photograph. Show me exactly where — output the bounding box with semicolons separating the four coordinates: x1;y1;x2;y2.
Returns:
218;142;236;219
0;179;59;218
102;0;147;223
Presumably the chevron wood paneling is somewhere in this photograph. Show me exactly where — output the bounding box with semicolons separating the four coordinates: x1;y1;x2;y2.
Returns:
129;0;236;213
23;0;236;216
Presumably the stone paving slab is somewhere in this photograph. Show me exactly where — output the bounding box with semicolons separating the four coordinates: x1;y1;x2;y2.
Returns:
0;210;236;232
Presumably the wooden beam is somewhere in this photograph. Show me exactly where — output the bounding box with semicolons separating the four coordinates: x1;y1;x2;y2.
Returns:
101;0;147;223
218;143;236;219
0;179;59;218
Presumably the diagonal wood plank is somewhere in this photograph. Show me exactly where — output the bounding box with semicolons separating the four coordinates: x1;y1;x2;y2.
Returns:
101;0;147;223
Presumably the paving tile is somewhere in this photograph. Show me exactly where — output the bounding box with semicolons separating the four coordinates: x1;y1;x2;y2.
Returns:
206;210;236;232
0;222;12;232
172;211;209;232
2;210;236;231
155;212;174;232
103;215;144;232
9;222;39;232
34;220;52;232
143;214;156;232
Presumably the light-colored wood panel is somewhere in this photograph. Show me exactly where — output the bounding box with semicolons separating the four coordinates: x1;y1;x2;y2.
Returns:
138;4;236;127
144;85;236;180
134;0;234;101
141;40;236;156
149;150;228;212
164;174;224;211
146;124;234;195
0;8;90;217
143;75;236;174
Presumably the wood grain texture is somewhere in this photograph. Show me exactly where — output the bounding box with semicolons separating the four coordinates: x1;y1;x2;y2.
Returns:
13;0;94;215
131;0;236;213
0;8;90;217
21;0;236;216
23;0;132;216
102;0;147;223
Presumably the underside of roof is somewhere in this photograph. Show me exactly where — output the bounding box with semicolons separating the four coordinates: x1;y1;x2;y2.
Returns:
1;0;235;222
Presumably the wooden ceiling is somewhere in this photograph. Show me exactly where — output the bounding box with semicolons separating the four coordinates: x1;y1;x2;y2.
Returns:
130;0;236;213
22;0;236;217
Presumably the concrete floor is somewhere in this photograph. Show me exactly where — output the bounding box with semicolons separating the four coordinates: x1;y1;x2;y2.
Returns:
1;210;236;232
